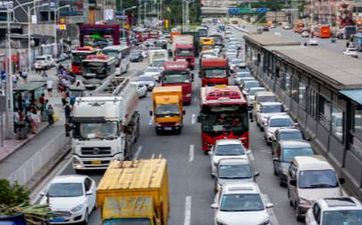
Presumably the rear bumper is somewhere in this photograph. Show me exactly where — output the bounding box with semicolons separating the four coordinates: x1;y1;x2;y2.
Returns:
183;94;192;104
156;125;182;132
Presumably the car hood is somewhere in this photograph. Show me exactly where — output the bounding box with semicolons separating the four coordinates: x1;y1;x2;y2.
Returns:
212;155;248;164
260;112;287;120
218;178;254;186
40;196;85;212
216;210;269;225
299;188;343;202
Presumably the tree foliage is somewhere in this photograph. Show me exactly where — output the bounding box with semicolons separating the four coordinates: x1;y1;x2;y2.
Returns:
0;179;30;207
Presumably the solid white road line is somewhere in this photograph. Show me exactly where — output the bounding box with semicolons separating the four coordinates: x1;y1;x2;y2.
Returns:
134;146;143;160
184;196;192;225
191;114;196;124
189;145;194;162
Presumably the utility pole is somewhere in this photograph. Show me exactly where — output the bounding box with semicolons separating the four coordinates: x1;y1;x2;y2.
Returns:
138;0;141;25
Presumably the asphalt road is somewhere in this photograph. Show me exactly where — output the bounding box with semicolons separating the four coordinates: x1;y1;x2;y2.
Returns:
32;28;307;225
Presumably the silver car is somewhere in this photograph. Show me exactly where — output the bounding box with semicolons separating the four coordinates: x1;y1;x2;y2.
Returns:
264;115;297;145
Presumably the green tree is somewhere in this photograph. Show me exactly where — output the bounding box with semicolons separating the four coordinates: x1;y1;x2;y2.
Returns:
0;179;30;207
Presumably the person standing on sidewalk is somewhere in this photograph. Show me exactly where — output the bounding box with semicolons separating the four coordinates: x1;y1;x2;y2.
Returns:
46;79;53;97
64;101;72;122
47;104;54;126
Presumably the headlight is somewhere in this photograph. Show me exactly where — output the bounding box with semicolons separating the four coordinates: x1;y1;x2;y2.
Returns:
71;204;83;213
258;219;271;225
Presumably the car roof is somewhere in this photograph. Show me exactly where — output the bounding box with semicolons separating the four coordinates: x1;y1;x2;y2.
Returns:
223;182;260;195
279;140;311;148
292;155;334;170
255;91;275;97
50;175;87;184
277;128;301;134
216;139;242;145
268;114;292;120
218;158;251;166
318;197;362;210
260;102;282;106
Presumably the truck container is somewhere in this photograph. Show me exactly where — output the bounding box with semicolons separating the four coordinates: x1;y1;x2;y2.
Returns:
150;86;185;134
148;49;168;66
70;77;140;171
161;61;193;105
182;31;200;56
172;35;195;69
97;158;169;225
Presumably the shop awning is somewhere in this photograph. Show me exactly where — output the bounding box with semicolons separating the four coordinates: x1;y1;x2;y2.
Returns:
340;89;362;105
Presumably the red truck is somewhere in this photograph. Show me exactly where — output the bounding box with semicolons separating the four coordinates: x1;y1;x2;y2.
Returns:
161;61;193;105
199;58;229;87
172;35;195;69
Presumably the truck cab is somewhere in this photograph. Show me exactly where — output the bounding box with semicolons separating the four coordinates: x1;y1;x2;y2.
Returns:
161;61;193;105
174;44;195;69
150;86;185;135
199;58;229;86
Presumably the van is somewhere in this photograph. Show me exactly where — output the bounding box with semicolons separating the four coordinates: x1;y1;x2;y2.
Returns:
287;156;345;221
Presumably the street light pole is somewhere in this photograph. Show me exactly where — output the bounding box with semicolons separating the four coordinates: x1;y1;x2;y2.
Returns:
54;5;71;58
122;6;137;46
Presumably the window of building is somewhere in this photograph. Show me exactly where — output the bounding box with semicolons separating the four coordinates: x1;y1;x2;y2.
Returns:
331;105;344;142
353;108;362;140
318;95;331;129
291;75;299;102
308;88;318;119
299;81;307;109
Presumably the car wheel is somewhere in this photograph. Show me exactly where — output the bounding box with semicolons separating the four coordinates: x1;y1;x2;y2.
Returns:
295;205;303;222
259;126;264;131
279;176;286;187
82;209;89;225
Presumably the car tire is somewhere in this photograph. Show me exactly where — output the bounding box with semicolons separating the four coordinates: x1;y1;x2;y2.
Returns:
295;205;303;222
82;210;89;225
279;176;286;187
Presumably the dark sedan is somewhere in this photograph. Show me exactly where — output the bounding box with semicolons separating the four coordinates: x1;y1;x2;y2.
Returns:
130;51;144;62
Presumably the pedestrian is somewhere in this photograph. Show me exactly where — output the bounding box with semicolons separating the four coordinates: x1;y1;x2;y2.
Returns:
46;79;53;96
19;70;28;82
47;104;54;126
346;41;350;48
13;110;20;133
61;90;67;106
29;108;39;134
64;101;72;122
12;74;18;88
41;70;48;78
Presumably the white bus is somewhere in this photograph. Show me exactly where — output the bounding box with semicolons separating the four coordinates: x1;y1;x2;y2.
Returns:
102;45;131;75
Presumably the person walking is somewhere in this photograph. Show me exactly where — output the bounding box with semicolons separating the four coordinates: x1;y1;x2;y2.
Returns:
46;79;53;97
47;104;54;126
12;74;18;88
41;70;48;78
19;70;28;82
64;101;72;122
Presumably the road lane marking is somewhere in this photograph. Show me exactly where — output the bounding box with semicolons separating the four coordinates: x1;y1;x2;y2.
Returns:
191;114;196;124
189;145;194;162
134;146;143;160
184;196;192;225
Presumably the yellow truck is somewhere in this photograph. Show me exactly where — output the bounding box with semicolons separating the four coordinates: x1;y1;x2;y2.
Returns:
97;158;169;225
150;86;185;135
199;37;215;52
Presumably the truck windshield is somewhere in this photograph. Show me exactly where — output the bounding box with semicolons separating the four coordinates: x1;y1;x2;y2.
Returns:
176;49;193;56
75;122;119;140
162;74;191;84
103;218;151;225
204;69;226;78
155;104;179;117
83;62;107;76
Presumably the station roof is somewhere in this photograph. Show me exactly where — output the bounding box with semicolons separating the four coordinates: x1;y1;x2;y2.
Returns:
244;33;300;46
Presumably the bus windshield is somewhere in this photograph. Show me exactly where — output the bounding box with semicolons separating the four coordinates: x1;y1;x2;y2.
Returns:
83;62;107;76
204;69;227;78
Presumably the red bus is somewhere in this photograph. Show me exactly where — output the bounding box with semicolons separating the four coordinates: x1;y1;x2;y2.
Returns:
161;61;193;105
199;58;229;87
79;24;120;48
198;85;249;153
313;24;331;38
71;46;98;75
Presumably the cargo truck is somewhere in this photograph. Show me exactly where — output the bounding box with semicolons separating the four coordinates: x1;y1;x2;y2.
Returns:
70;77;140;171
199;57;229;86
150;86;185;134
97;158;169;225
161;61;193;105
149;49;168;66
172;35;195;69
182;31;200;56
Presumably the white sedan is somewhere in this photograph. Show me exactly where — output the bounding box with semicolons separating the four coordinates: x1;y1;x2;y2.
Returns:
131;82;148;98
264;115;297;145
209;139;250;177
40;175;96;224
343;47;359;58
308;38;319;46
144;66;162;81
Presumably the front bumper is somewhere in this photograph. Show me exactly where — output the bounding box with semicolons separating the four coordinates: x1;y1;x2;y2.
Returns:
49;210;85;224
72;154;123;170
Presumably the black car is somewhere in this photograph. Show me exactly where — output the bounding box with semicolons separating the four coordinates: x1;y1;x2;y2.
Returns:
130;51;144;62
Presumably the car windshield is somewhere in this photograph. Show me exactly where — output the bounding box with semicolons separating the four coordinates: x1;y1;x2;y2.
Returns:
155;104;179;116
139;76;155;82
282;147;314;162
77;122;119;140
279;131;303;141
299;169;339;188
244;81;260;89
348;48;357;52
261;105;283;113
258;95;277;103
269;118;293;127
152;60;165;67
215;144;245;156
220;194;264;212
47;183;83;197
218;164;252;179
204;69;226;78
146;68;158;73
249;88;265;95
131;52;140;56
322;210;362;225
162;74;190;84
176;49;193;56
235;72;251;78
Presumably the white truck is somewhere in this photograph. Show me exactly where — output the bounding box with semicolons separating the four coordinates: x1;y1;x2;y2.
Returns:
70;77;140;171
148;49;168;67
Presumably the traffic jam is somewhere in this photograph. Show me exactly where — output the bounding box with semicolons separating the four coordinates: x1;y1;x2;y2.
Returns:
31;22;362;225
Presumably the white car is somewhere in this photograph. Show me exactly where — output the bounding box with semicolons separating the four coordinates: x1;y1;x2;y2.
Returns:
308;38;319;46
343;47;359;58
34;55;53;70
264;114;296;145
246;87;266;108
40;175;96;224
135;75;157;91
306;197;362;225
256;102;286;129
211;182;273;225
301;30;310;38
132;82;148;98
144;66;162;81
209;139;250;177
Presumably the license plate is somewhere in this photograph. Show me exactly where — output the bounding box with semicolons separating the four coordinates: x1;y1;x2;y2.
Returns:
164;127;172;131
50;217;65;222
91;160;101;164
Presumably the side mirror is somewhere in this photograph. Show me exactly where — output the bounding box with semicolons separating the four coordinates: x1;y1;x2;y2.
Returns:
86;191;93;196
339;177;346;185
246;150;251;155
265;203;274;208
40;191;45;196
183;110;186;115
208;151;213;156
289;179;297;186
294;122;299;127
272;157;279;162
149;111;153;116
254;171;260;178
210;203;219;209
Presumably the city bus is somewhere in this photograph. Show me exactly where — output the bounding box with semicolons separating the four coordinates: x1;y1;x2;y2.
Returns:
71;46;98;75
81;54;117;79
313;24;331;38
101;45;131;75
198;85;249;153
